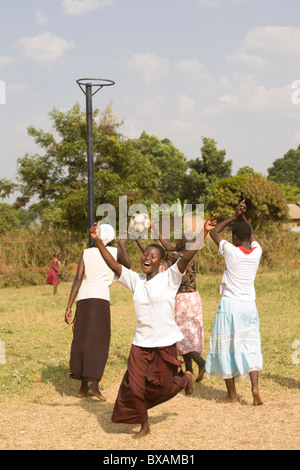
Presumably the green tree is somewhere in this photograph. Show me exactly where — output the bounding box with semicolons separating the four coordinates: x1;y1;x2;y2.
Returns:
182;137;232;204
14;103;161;234
206;172;289;230
0;203;20;233
132;132;187;204
267;147;300;188
278;184;300;203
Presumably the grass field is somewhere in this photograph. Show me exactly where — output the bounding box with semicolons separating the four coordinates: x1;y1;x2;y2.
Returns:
0;269;299;450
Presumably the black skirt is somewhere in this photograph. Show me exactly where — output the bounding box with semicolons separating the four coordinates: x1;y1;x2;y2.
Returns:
69;298;111;382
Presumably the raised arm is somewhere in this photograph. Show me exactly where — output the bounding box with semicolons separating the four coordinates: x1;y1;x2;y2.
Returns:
90;223;123;278
117;237;131;268
150;219;176;252
65;253;85;324
177;214;217;274
210;200;246;247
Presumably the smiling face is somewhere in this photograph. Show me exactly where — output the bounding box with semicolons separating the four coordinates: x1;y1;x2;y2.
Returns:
141;245;163;280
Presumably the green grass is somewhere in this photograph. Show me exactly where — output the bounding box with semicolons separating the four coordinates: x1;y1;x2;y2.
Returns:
0;269;299;397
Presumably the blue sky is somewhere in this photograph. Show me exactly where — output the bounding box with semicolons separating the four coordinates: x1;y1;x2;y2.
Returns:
1;0;300;202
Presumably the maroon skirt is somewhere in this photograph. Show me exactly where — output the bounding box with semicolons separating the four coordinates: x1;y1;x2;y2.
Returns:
69;298;111;382
112;344;189;424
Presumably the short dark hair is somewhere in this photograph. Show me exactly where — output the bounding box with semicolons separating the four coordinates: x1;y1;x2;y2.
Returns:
147;243;166;260
232;222;252;242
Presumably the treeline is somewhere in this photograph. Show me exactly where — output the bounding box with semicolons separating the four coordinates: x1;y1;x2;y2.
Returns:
0;102;299;285
1;102;299;236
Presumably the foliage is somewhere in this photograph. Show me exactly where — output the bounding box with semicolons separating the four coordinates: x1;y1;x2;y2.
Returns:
14;103;161;235
132;132;187;204
0;203;20;233
267;146;300;188
206;172;289;230
278;184;300;203
182;137;232;204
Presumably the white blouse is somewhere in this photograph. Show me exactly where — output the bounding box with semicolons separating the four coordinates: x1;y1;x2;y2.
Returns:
76;246;118;302
116;261;184;348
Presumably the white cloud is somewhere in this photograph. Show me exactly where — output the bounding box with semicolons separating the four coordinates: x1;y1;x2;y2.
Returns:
35;10;48;25
228;26;300;67
8;83;29;93
216;76;292;112
177;94;195;117
0;56;15;70
120;53;171;83
194;0;219;6
15;32;75;69
61;0;112;15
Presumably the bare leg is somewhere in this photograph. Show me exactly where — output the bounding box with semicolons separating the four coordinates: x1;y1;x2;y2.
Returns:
188;351;206;382
217;377;238;403
78;379;89;398
250;370;263;405
88;380;106;401
54;285;57;295
132;420;151;439
183;354;193;374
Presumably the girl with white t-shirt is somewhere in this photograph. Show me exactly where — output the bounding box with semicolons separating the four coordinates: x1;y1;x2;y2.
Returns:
64;224;131;401
89;215;216;439
206;201;263;406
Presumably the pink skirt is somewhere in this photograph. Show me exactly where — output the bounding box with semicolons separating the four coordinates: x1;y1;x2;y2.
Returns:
175;291;204;356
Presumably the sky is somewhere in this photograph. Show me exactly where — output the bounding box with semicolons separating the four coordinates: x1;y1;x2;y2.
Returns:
1;0;300;203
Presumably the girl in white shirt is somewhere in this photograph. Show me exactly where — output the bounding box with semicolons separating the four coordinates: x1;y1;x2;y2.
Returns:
64;225;131;401
89;215;216;439
206;201;263;406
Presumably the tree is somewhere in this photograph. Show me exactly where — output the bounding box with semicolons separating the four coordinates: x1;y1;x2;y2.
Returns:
14;103;161;234
267;147;300;188
206;172;289;230
0;203;20;233
132;132;187;204
182;137;232;204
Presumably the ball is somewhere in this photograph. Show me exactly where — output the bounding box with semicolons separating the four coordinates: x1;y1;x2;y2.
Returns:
129;212;150;234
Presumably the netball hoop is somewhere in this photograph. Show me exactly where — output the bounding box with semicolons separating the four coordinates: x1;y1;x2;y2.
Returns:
76;78;115;246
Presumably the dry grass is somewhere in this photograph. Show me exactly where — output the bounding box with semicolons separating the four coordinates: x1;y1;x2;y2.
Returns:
0;272;299;451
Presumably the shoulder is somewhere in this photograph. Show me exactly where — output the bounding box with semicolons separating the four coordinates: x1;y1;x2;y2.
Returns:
251;240;262;254
219;239;233;255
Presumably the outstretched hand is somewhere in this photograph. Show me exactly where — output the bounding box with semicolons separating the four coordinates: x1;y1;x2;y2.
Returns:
204;213;217;232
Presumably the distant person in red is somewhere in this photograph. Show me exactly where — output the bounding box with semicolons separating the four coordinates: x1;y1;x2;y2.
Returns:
46;253;62;294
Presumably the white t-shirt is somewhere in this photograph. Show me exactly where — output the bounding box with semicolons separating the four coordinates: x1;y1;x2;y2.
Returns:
116;261;184;348
76;246;118;302
219;239;262;301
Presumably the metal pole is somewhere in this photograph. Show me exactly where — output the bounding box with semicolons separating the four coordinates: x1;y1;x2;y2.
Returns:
86;83;95;247
76;78;115;246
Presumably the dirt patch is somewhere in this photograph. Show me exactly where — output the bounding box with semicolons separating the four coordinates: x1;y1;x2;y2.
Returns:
0;376;299;450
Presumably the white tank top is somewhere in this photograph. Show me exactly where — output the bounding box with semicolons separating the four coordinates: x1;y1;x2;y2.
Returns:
76;246;118;302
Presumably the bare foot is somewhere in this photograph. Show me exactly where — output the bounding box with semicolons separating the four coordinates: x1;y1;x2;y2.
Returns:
78;382;89;398
132;423;151;439
88;389;106;401
252;389;263;406
185;371;195;396
217;395;239;404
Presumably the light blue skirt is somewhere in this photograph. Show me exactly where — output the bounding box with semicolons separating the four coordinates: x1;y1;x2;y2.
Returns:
205;296;263;380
